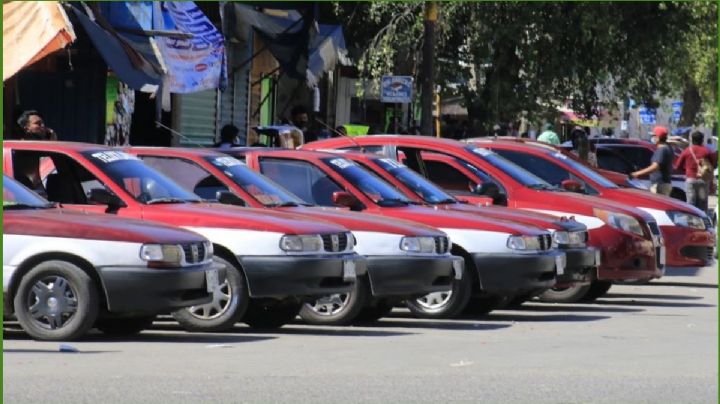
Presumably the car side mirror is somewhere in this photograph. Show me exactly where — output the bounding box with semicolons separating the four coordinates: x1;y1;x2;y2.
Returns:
88;188;124;212
331;191;361;210
474;182;504;205
560;179;583;192
216;190;246;206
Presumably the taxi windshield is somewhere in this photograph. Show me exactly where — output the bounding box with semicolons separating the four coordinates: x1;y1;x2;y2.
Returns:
371;157;456;204
549;151;619;188
3;175;54;209
205;156;308;206
321;157;412;207
465;146;555;188
82;151;201;204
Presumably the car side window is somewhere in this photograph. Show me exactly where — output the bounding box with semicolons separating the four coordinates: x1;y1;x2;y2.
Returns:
259;158;342;206
494;149;597;195
140;156;228;200
422;160;472;192
596;150;633;173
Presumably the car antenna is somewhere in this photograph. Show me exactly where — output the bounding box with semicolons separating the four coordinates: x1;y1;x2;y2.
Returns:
313;116;366;153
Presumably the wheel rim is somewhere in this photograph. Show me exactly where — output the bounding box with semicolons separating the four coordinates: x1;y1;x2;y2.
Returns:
415;290;453;310
26;275;79;330
306;293;350;316
187;278;233;320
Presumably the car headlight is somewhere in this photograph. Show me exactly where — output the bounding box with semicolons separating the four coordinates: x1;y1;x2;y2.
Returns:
552;230;588;247
593;208;645;236
400;236;437;253
280;235;323;252
140;244;183;268
507;235;543;251
666;211;706;229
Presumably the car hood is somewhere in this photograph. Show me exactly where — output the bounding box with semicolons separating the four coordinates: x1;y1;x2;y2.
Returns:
279;206;446;237
607;188;707;217
515;190;655;224
436;203;587;232
4;209;207;244
140;203;348;234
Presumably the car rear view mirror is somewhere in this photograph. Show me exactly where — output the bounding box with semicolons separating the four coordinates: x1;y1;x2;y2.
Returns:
331;191;360;210
88;188;124;211
560;179;583;192
216;191;246;206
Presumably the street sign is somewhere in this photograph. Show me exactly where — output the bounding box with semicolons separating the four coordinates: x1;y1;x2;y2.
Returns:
638;106;656;124
671;101;683;122
381;76;413;103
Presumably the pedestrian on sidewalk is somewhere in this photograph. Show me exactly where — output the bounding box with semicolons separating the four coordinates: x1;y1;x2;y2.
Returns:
674;131;717;213
630;126;673;196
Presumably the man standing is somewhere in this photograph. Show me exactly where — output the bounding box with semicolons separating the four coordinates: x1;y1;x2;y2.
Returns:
537;123;560;145
630;126;673;195
290;105;319;143
673;131;717;213
16;110;57;141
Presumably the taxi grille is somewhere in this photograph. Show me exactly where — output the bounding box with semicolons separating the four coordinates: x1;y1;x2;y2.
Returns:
321;233;349;252
538;234;552;250
435;236;450;254
181;243;206;264
703;216;713;229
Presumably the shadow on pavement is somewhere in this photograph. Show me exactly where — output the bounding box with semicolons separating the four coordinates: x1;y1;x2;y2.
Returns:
478;313;611;322
513;303;644;313
591;299;716;308
648;281;718;289
151;320;416;337
356;319;510;331
3;348;118;354
602;293;704;301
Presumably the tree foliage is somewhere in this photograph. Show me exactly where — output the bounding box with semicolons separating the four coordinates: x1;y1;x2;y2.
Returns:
332;1;717;130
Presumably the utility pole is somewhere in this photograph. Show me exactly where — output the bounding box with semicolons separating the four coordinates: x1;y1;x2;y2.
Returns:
420;1;437;136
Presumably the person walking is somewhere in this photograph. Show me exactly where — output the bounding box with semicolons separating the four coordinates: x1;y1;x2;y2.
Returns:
673;131;717;213
630;126;673;196
537;123;560;145
17;110;57;141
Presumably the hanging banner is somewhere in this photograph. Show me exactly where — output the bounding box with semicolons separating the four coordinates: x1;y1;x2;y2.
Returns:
156;2;227;93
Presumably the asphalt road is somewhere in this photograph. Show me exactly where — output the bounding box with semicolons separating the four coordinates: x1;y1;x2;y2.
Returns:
3;265;717;404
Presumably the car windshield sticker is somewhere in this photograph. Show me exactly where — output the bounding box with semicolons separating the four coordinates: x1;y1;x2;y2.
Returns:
471;148;495;157
380;158;405;169
91;151;138;163
329;158;355;169
213;156;244;167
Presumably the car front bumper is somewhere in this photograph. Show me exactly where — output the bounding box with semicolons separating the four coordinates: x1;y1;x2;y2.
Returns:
365;255;463;297
469;250;561;295
555;246;599;287
238;253;367;298
661;225;716;267
97;263;220;314
590;227;662;281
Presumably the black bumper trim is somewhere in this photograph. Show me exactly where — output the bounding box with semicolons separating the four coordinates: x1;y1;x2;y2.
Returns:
365;255;461;297
96;264;216;314
238;254;367;298
470;251;560;295
559;247;598;285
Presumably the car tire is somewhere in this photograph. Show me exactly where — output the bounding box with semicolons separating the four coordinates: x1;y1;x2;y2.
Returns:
580;280;612;302
243;300;302;329
13;260;99;341
538;284;593;303
299;277;370;325
354;300;394;323
96;316;156;336
406;269;473;319
172;256;249;332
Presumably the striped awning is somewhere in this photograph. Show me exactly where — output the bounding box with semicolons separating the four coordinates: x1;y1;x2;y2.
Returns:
3;1;76;81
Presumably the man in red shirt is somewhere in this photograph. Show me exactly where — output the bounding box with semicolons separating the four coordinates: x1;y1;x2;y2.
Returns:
674;131;717;213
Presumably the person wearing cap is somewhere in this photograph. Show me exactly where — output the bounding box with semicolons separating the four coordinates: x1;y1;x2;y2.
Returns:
630;126;673;195
537;123;560;145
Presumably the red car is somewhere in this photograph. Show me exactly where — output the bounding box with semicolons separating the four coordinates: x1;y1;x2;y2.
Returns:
469;139;716;269
225;148;566;318
4;141;365;331
307;149;601;302
127;146;462;325
3;175;217;341
304;135;664;302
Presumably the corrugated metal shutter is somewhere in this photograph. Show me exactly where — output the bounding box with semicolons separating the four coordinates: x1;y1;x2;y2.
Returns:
219;41;251;145
178;89;219;147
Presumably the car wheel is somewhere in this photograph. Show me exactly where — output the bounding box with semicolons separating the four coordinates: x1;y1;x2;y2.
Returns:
406;271;473;319
580;280;612;302
299;277;370;325
243;300;302;329
538;284;593;303
96;316;156;336
353;300;394;323
172;256;249;332
13;260;99;341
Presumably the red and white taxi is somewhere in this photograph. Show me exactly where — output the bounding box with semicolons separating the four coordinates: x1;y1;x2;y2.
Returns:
3;175;216;341
4;141;365;331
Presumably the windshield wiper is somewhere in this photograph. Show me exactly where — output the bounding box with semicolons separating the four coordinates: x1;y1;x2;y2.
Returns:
145;197;194;205
526;183;557;191
434;198;457;204
3;203;55;210
266;201;310;207
376;198;411;207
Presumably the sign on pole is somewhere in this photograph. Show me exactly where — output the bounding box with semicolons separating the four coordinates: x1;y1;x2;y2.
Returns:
638;106;657;125
381;76;413;103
